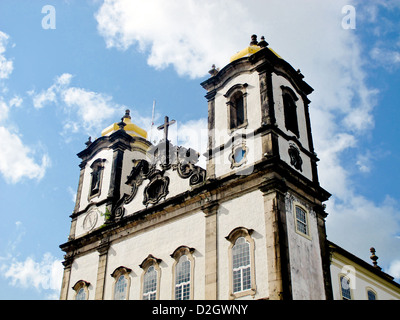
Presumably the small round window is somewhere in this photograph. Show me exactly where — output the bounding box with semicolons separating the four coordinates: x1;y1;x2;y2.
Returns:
234;147;246;163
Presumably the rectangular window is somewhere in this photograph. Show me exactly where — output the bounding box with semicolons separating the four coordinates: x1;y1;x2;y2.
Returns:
295;206;309;236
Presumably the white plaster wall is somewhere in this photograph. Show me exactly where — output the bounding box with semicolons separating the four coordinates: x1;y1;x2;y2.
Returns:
213;72;263;179
217;190;269;299
103;210;205;300
78;149;114;212
214;133;263;179
214;72;261;142
284;193;326;300
68;251;99;300
330;257;400;300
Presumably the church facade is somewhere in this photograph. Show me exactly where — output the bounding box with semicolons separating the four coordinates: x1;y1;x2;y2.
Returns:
59;35;400;300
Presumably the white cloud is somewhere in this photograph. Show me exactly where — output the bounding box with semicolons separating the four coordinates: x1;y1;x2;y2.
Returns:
29;73;73;109
0;31;13;79
95;0;253;78
2;253;63;299
62;87;120;134
326;195;400;269
370;46;400;71
0;30;49;185
0;126;50;184
67;186;77;203
29;73;123;137
388;260;400;281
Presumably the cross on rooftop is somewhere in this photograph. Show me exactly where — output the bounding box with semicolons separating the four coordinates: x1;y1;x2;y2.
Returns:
157;115;176;142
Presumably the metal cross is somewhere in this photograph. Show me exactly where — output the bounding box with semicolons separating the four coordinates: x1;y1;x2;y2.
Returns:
157;116;176;142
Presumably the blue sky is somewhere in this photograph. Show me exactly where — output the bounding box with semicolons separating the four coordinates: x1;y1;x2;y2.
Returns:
0;0;399;299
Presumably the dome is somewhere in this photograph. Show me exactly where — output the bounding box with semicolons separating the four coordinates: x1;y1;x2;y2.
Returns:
230;35;281;62
101;109;147;139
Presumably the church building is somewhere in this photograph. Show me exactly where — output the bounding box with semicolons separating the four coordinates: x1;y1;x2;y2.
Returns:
59;35;400;300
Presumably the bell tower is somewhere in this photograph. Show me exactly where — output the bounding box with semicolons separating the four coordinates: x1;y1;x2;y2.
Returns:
201;35;332;299
201;35;319;183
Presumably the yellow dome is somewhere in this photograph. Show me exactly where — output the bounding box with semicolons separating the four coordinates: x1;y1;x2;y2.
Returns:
101;109;147;139
230;35;281;62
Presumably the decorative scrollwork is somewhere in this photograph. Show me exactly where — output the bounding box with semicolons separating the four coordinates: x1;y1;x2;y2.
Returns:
173;146;205;186
124;159;155;204
288;144;303;172
143;171;170;207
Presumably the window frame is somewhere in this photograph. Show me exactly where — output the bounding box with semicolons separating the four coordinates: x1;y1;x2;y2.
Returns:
339;274;352;300
111;266;132;300
229;139;248;169
72;280;90;300
293;203;311;240
366;287;378;300
139;254;162;300
281;86;300;138
225;227;256;299
171;246;195;300
224;83;248;133
88;158;106;200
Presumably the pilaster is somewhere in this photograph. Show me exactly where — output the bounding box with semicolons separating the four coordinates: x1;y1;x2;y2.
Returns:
259;179;292;300
94;237;110;300
206;90;217;180
202;200;219;299
59;253;74;300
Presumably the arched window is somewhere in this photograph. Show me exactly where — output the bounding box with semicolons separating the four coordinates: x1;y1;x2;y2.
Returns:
143;266;157;300
229;92;245;129
114;275;127;300
111;266;131;300
225;83;248;131
232;237;251;293
281;86;299;137
225;227;256;299
72;280;90;300
175;255;191;300
367;288;377;300
140;254;162;300
171;246;195;300
89;158;106;198
340;275;352;300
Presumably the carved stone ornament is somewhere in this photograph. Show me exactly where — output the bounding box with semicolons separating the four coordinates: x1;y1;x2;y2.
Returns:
123;144;204;210
124;159;156;204
143;171;170;207
173;146;206;186
288;144;303;172
229;143;248;169
82;207;99;231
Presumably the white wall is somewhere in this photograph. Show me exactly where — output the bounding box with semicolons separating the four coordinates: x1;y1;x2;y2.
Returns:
217;189;269;299
103;210;205;300
67;250;99;300
285;192;326;300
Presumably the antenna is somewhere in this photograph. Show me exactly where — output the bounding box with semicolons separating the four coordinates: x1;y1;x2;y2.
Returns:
150;100;156;143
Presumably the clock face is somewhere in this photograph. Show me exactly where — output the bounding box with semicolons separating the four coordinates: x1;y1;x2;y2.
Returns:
83;209;98;231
